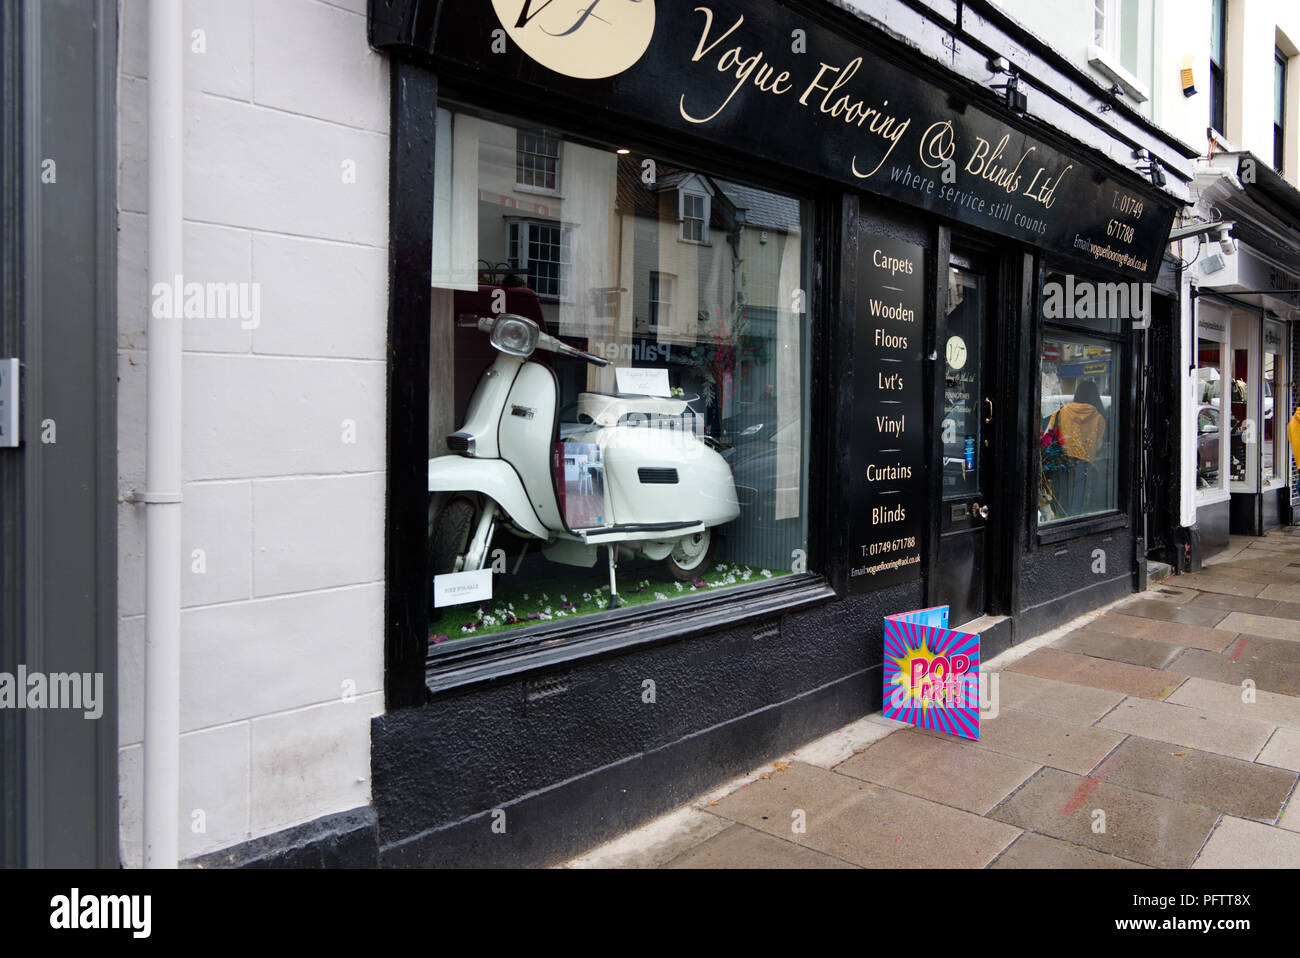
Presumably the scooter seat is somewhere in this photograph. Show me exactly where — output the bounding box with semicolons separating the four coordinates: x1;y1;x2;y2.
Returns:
576;392;692;426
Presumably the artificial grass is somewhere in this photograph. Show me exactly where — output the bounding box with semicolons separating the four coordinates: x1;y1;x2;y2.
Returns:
430;560;790;644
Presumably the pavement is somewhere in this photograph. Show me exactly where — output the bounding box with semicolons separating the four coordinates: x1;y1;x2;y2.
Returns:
564;530;1300;869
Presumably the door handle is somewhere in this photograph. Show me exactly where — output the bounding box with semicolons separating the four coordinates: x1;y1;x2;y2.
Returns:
970;502;989;519
984;397;994;424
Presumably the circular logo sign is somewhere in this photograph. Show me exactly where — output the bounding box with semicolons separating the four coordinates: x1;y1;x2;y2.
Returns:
1042;344;1061;362
491;0;656;80
945;335;967;370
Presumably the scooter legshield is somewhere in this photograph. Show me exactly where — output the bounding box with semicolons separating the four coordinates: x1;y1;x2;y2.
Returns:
427;455;549;540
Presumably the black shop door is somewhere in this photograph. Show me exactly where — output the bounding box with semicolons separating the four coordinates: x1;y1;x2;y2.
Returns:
932;252;998;628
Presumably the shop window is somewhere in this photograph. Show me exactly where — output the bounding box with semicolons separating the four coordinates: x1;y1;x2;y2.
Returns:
1230;347;1249;484
516;129;560;192
1038;333;1120;524
1264;350;1280;486
1196;339;1227;498
428;106;812;650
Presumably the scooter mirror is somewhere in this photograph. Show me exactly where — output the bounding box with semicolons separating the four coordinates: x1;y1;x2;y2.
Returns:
488;314;540;358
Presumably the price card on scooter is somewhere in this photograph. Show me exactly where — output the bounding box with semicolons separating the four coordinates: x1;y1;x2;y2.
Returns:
434;568;493;608
614;366;670;397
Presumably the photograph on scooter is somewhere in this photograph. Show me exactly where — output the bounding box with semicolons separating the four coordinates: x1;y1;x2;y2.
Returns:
425;105;814;643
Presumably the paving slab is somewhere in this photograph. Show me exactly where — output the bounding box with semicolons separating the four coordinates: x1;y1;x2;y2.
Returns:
988;832;1148;868
664;823;857;869
1097;697;1276;761
1282;797;1300;833
786;717;898;769
1263;599;1300;621
565;806;732;868
1111;598;1227;627
1133;585;1201;605
1166;676;1300;730
1080;613;1234;651
987;671;1125;725
835;728;1039;814
974;706;1126;775
1190;592;1279;616
1007;648;1186;700
1192;816;1300;868
1210;566;1300;586
1172;574;1265;598
1167;648;1300;696
988;767;1220;868
709;761;1021;868
1257;727;1300;771
1092;736;1297;823
1223;633;1300;667
1215;611;1300;642
1053;629;1185;669
1260;583;1300;603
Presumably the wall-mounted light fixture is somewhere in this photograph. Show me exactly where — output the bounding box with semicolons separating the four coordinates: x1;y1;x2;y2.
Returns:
1133;147;1166;187
986;57;1027;114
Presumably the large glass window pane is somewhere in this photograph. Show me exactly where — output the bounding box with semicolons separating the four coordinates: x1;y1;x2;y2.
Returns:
942;265;983;500
1231;347;1250;484
1038;333;1119;523
1264;350;1279;485
1196;341;1226;497
427;108;812;648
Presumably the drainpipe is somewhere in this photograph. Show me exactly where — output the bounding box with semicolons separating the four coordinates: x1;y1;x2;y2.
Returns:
143;0;183;869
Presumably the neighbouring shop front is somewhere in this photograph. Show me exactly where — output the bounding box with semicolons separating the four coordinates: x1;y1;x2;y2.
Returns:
366;0;1183;866
1189;153;1300;559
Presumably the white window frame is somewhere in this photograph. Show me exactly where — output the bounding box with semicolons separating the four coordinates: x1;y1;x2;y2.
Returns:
680;190;708;244
507;218;573;302
649;271;674;333
515;129;562;195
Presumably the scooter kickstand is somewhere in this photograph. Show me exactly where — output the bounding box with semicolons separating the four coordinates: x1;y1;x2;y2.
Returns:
607;545;622;609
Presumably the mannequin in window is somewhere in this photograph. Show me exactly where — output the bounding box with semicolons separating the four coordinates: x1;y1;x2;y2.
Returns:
1048;380;1107;514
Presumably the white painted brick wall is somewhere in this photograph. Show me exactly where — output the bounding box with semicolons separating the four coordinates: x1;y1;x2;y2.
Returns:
116;0;390;867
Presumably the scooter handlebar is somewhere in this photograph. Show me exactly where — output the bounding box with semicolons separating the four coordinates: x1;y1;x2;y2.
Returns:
478;314;610;367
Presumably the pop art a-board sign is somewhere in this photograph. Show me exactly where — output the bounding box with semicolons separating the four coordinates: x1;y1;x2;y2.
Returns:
883;606;980;741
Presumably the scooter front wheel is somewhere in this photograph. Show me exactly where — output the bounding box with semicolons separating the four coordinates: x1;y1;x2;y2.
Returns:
664;528;714;580
430;495;478;579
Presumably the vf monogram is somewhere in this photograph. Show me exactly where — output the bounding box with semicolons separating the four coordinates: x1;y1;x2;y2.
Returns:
492;0;656;79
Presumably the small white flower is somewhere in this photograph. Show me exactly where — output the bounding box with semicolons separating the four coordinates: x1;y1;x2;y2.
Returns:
760;569;772;578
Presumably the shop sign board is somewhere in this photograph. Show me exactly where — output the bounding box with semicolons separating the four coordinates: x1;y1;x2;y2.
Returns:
850;235;925;590
383;0;1181;280
883;605;981;740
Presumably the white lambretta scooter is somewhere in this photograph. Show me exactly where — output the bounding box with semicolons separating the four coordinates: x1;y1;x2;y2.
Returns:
428;313;740;609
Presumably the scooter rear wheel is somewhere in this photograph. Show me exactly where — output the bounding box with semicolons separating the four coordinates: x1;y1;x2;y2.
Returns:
664;528;714;580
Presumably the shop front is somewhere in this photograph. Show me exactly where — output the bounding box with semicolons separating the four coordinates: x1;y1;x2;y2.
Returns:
366;0;1183;866
1189;152;1300;554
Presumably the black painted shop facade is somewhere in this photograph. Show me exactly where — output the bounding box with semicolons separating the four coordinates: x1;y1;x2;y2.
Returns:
362;0;1183;867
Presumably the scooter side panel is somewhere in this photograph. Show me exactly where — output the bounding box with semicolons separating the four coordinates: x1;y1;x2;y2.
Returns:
599;425;740;529
427;455;549;540
498;362;563;531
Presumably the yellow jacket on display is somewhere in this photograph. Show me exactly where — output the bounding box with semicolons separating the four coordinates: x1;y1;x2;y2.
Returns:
1050;403;1106;462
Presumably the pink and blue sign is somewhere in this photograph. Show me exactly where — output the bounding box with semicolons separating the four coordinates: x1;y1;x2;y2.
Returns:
883;606;981;741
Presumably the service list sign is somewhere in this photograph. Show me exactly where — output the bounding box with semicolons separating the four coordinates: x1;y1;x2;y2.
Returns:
850;236;925;592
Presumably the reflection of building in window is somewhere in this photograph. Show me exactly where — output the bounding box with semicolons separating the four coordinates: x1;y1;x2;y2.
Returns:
681;191;707;242
649;271;674;332
507;219;571;300
516;130;560;191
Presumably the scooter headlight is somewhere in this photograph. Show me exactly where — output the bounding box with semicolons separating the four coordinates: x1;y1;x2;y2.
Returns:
489;314;540;357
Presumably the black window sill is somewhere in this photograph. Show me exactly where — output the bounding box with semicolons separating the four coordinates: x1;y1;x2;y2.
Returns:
423;574;837;698
1035;510;1130;546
